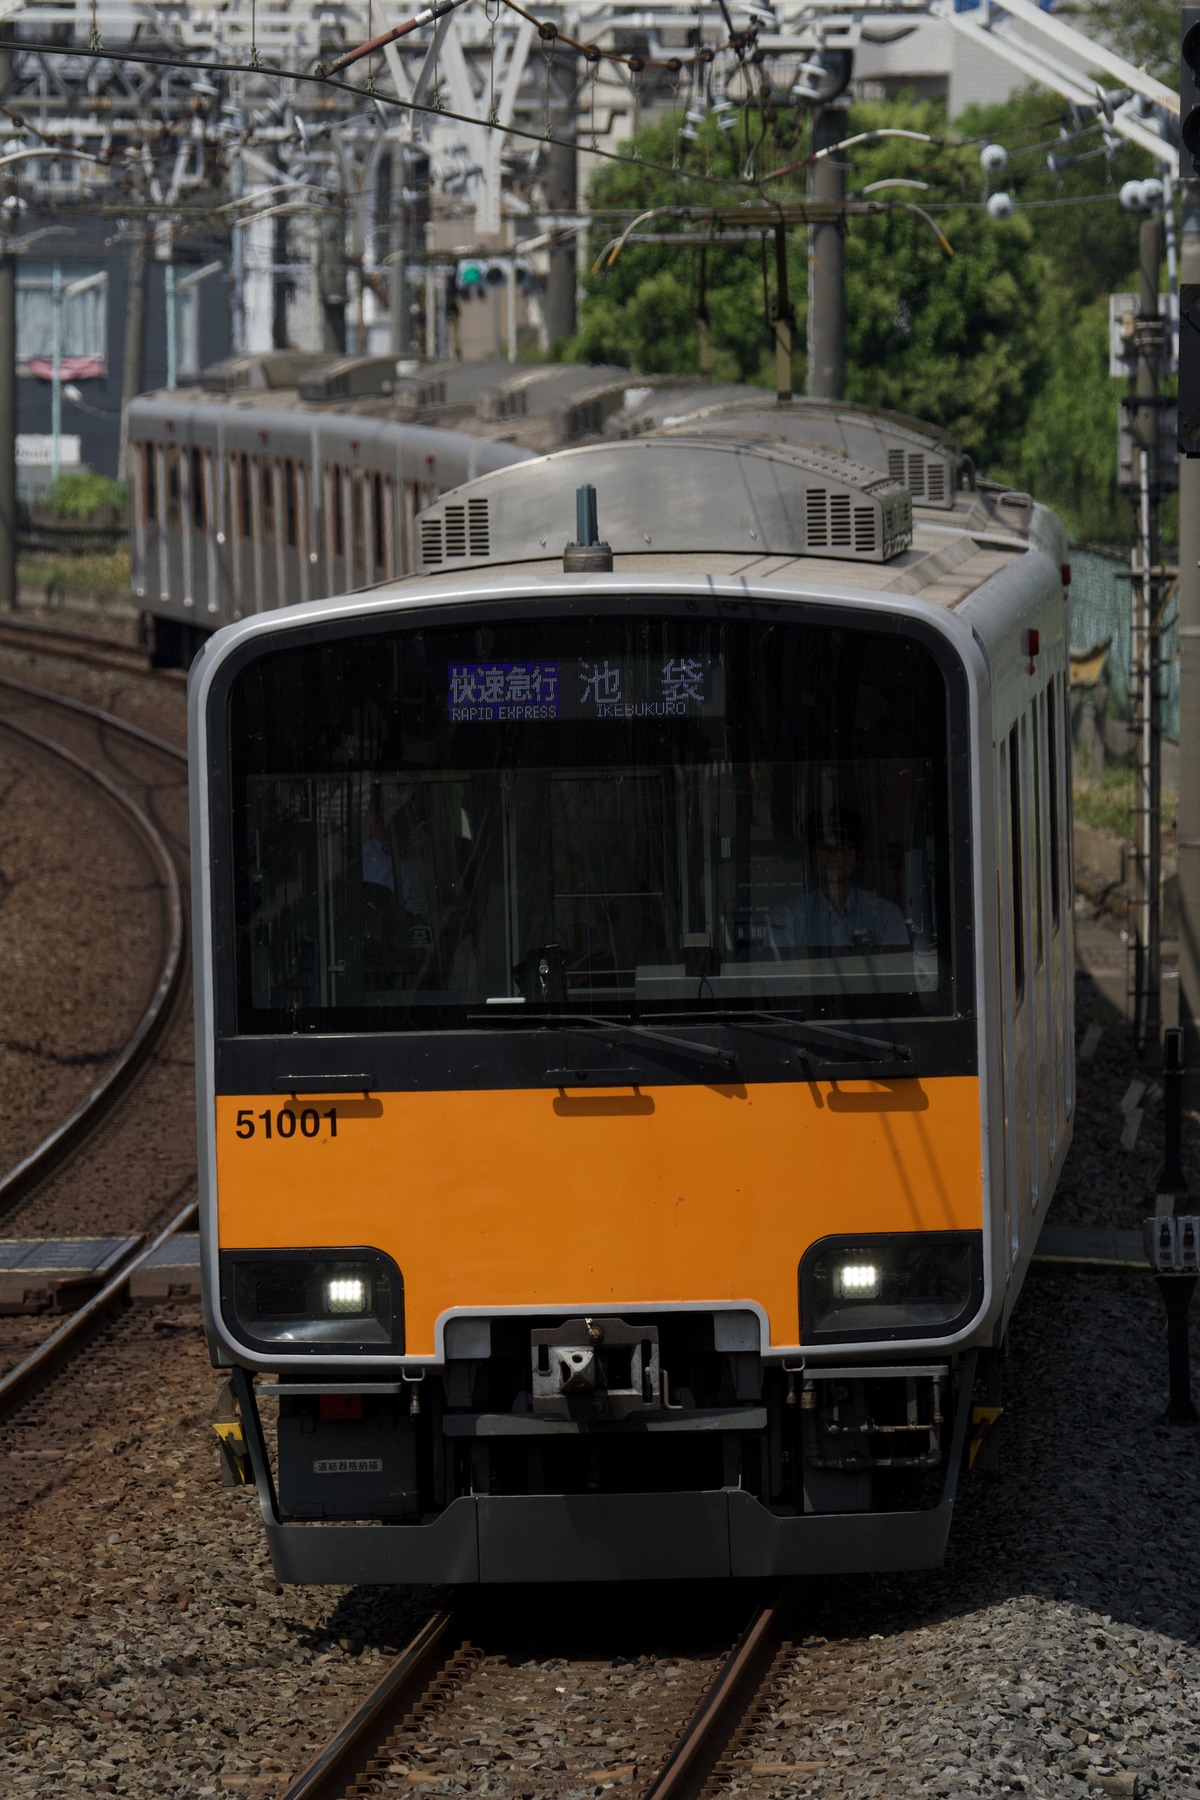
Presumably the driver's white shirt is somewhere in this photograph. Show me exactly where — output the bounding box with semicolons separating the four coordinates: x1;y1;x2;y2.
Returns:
768;883;910;949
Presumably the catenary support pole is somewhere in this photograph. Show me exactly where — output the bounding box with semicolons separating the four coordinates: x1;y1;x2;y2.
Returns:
773;223;792;403
1132;212;1163;1057
389;145;409;358
543;123;577;350
807;102;846;401
118;232;146;483
1178;179;1200;1100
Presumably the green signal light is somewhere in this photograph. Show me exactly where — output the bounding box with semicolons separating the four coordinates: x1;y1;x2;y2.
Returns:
460;262;484;284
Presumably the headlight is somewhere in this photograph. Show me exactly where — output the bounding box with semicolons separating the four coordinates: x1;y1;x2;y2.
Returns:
220;1248;404;1354
800;1232;983;1344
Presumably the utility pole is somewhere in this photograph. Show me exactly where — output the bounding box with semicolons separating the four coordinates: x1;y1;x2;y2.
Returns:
389;143;409;358
317;208;347;354
773;224;792;403
119;232;146;481
1131;208;1164;1058
543;122;577;350
807;102;846;401
1177;10;1200;1098
0;44;16;613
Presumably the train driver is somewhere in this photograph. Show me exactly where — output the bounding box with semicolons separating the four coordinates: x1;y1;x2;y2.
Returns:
769;807;910;951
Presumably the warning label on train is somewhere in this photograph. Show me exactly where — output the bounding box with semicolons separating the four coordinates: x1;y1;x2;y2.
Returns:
313;1457;384;1475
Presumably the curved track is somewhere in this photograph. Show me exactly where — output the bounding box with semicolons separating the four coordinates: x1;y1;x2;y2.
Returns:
0;679;186;1205
0;666;195;1417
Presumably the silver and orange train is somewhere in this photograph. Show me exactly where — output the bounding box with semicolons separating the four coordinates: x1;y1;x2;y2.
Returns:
187;380;1073;1583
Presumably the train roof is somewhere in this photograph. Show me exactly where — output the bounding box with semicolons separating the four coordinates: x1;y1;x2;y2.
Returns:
409;432;1053;604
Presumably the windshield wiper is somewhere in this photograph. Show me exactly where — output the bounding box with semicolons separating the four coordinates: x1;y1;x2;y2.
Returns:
646;1009;912;1067
466;1011;737;1071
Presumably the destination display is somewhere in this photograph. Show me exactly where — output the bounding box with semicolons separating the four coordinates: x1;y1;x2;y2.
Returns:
447;655;725;723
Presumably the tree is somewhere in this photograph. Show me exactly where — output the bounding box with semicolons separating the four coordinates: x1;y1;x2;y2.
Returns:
568;87;1155;541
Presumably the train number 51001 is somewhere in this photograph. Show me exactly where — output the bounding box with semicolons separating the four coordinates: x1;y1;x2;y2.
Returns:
235;1107;338;1140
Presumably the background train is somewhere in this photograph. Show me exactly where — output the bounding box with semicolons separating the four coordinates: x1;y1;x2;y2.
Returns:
190;380;1074;1583
130;354;972;664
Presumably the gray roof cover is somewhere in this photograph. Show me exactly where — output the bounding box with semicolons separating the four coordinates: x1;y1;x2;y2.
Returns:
416;435;913;572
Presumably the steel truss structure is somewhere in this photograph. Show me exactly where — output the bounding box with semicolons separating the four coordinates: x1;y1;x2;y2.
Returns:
0;0;1183;359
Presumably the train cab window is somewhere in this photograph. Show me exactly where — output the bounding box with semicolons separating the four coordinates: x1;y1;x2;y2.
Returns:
225;614;965;1033
1047;681;1060;927
1009;723;1025;1003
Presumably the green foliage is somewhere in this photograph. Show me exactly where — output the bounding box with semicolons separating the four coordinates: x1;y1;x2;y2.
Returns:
568;87;1157;545
1061;0;1180;86
18;548;130;596
40;471;127;521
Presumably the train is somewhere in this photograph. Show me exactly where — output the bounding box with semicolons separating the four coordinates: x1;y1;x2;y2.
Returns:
188;373;1073;1583
130;355;647;665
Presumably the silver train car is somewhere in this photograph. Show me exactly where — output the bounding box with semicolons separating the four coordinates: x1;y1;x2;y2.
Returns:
190;406;1075;1585
131;357;975;665
129;357;649;665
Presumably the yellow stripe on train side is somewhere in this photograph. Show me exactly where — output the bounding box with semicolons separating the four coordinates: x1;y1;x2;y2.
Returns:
214;1078;983;1355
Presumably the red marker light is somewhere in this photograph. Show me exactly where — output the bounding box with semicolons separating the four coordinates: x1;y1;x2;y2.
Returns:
1061;563;1071;586
1021;628;1040;659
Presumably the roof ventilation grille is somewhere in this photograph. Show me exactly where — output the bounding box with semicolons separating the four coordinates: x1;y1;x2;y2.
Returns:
926;460;946;503
468;498;490;557
420;517;444;568
806;489;828;549
853;506;876;554
888;447;905;484
444;504;467;560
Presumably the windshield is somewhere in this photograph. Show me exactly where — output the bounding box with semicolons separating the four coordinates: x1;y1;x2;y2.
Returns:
226;610;960;1033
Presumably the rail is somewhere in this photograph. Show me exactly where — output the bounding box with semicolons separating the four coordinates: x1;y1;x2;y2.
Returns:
0;1195;198;1422
0;612;176;680
0;678;186;1206
279;1584;800;1800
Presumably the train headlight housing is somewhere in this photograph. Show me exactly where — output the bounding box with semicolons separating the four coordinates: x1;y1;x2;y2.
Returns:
800;1232;983;1344
220;1248;404;1354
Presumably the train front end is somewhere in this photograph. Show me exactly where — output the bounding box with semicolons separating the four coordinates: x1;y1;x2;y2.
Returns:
192;558;993;1584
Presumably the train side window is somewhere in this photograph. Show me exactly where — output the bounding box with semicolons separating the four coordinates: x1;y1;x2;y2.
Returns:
261;458;275;548
1029;707;1043;971
142;443;157;523
238;453;251;539
332;465;344;560
373;473;385;577
191;448;206;531
284;458;297;550
1047;680;1061;927
164;446;181;531
1009;722;1024;1003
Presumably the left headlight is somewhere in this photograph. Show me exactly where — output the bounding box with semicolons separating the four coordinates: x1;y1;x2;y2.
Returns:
799;1231;983;1344
219;1248;404;1354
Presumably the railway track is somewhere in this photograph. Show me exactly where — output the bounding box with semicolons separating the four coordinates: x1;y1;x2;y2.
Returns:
280;1586;801;1800
0;671;194;1420
0;611;182;682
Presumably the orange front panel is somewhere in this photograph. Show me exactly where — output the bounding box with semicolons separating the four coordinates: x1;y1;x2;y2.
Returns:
215;1078;982;1354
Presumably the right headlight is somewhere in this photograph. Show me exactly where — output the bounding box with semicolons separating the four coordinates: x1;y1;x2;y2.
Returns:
800;1231;983;1344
